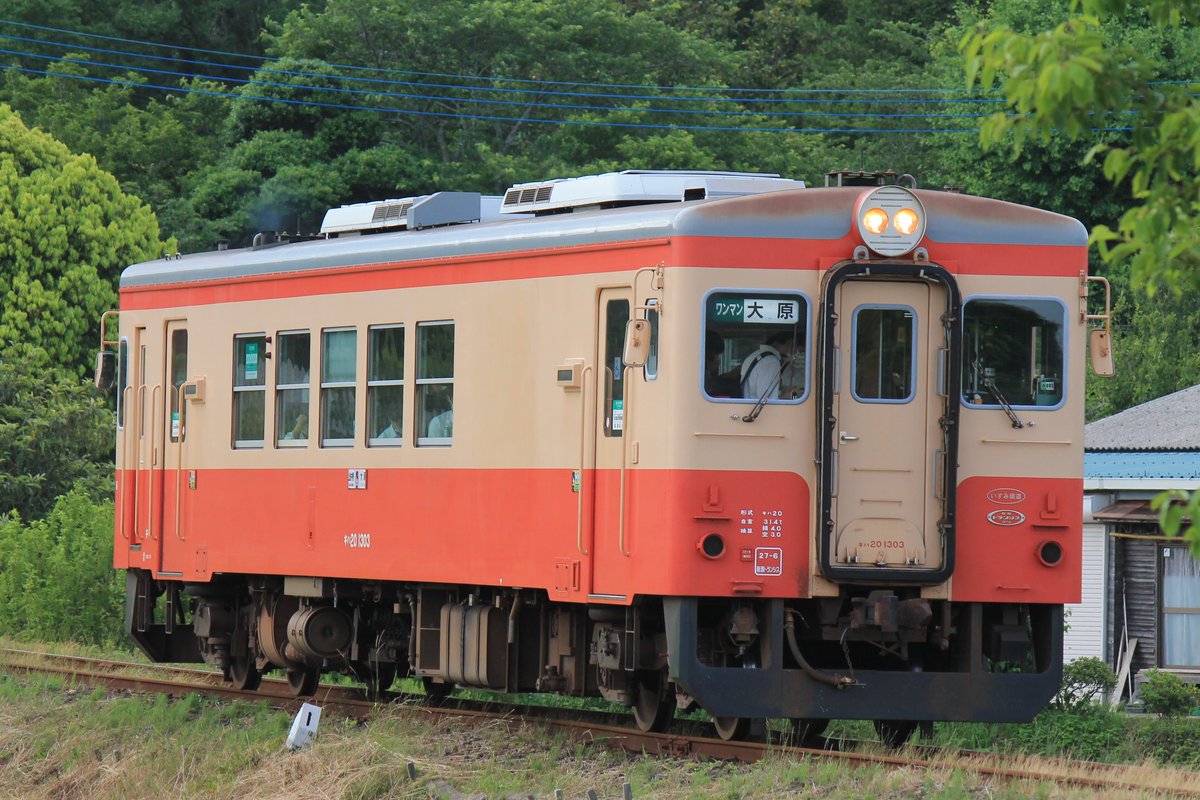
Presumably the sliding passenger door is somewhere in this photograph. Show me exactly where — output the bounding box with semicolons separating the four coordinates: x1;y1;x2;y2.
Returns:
590;288;634;599
157;320;189;576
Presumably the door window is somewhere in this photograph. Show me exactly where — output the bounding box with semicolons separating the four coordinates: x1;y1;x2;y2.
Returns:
852;305;915;403
603;300;630;437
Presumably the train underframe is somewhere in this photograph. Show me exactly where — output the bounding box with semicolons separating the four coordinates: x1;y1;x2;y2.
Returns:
125;568;1062;743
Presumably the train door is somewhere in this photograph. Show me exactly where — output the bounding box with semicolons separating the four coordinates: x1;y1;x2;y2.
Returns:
157;321;189;576
824;277;949;576
590;288;634;598
126;327;151;561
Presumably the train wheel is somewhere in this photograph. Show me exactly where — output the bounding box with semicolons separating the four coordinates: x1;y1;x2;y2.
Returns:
286;667;320;698
789;717;829;745
422;676;455;706
229;656;261;692
632;671;676;733
873;719;918;747
711;715;752;741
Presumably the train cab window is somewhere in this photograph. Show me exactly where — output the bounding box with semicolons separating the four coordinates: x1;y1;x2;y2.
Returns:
852;306;915;403
644;299;660;380
368;325;404;446
233;333;266;448
416;321;454;446
321;327;358;447
116;338;128;429
703;291;807;402
962;297;1066;408
275;331;310;447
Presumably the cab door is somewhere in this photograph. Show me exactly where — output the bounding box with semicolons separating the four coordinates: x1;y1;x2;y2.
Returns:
157;321;189;576
589;288;633;598
818;265;960;583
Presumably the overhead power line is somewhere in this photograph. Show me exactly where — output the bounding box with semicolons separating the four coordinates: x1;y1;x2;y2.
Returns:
0;16;1008;98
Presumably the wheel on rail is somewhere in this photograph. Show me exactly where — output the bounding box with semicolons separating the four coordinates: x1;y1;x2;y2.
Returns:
711;715;752;741
631;670;676;733
228;655;261;692
286;667;320;698
789;717;829;745
422;676;455;706
873;719;918;747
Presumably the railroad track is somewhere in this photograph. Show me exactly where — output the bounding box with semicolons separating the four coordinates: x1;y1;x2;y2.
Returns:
2;647;1197;798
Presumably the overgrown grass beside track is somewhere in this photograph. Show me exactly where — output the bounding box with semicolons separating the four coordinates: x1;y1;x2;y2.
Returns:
2;671;1191;800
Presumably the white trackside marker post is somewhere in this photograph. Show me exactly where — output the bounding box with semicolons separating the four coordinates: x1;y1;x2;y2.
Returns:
287;702;322;750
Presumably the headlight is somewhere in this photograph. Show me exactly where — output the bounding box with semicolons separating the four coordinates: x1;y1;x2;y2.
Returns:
854;186;927;257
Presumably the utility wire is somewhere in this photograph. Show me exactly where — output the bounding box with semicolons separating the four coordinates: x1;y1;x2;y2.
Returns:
0;29;1012;106
0;62;987;134
0;16;1011;97
0;44;1008;120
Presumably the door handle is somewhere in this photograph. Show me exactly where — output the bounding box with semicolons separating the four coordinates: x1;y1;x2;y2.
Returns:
839;431;859;442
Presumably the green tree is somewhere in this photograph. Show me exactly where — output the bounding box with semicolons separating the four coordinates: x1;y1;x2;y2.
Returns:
0;355;114;521
0;103;167;377
960;1;1200;552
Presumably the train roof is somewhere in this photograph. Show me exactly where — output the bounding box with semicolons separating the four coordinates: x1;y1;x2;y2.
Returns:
120;186;1086;289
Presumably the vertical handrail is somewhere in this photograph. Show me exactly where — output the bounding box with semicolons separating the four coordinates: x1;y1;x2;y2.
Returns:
148;383;162;540
575;365;593;556
174;383;187;542
618;365;633;557
118;385;132;540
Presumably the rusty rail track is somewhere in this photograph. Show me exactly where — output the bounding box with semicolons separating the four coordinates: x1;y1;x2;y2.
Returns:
2;648;1197;797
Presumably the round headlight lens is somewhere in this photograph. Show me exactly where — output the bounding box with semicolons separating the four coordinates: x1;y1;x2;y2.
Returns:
893;208;920;236
862;208;889;235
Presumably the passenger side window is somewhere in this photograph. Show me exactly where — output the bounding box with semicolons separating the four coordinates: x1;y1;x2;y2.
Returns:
233;333;266;448
962;297;1065;408
703;292;807;402
416;321;454;446
368;325;405;446
275;331;310;446
321;327;357;446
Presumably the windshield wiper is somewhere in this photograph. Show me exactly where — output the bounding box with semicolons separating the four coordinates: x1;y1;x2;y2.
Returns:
742;369;783;423
972;360;1025;429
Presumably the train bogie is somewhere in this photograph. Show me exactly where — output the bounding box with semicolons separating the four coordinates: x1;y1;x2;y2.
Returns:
104;170;1110;740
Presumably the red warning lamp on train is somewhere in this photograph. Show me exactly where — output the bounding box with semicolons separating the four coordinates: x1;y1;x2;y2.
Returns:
854;185;926;257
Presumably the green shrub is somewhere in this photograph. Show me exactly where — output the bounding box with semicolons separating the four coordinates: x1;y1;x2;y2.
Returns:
0;489;124;647
1127;717;1200;767
1138;669;1200;717
1005;706;1127;761
1052;656;1118;711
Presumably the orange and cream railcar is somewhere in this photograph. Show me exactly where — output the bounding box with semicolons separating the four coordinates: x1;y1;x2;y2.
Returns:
102;170;1111;743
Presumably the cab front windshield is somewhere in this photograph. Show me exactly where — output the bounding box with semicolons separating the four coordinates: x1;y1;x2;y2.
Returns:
703;291;807;402
962;297;1065;408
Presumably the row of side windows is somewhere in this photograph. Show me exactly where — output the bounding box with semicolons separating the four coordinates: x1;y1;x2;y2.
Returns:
232;321;454;449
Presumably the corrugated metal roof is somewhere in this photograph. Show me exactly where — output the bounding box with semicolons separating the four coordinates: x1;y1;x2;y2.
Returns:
1092;499;1157;522
1085;451;1200;479
1085;384;1200;451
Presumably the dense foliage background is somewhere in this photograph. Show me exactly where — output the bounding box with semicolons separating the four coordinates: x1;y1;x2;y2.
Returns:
0;1;1197;639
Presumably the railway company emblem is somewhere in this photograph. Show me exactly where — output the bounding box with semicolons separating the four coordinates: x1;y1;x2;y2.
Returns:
986;509;1025;526
986;488;1025;505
